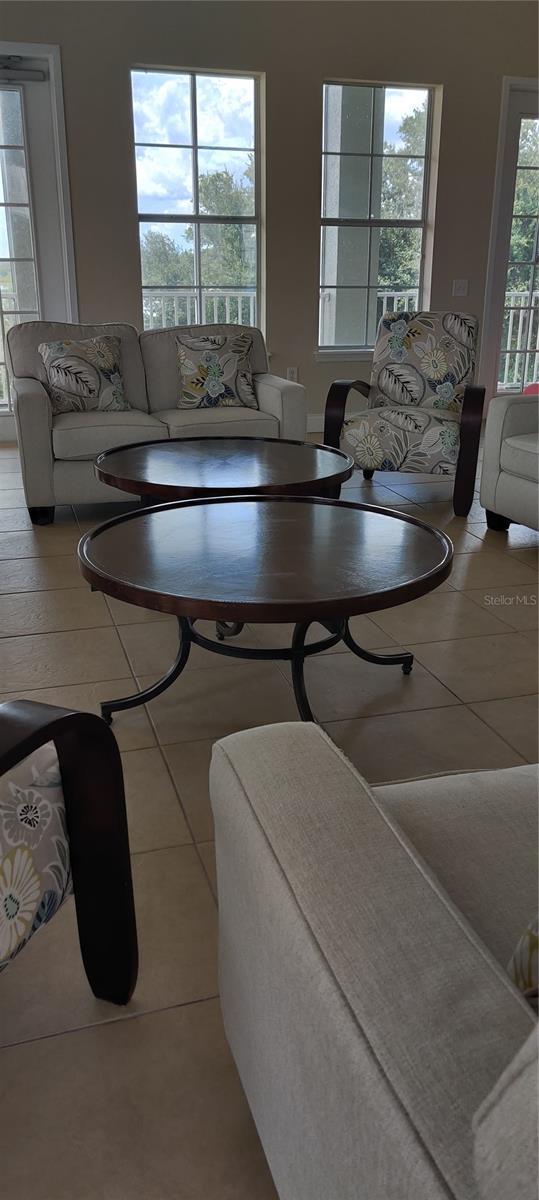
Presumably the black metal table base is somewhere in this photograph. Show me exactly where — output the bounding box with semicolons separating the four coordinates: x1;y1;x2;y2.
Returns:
101;617;413;725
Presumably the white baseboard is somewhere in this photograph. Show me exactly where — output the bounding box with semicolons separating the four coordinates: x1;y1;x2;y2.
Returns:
307;414;324;433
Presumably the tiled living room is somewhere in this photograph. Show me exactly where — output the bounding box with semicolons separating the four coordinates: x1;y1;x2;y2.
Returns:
0;2;538;1199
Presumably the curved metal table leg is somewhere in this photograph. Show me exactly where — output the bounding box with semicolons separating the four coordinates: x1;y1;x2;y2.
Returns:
291;622;317;722
341;620;413;675
101;617;192;723
216;621;245;641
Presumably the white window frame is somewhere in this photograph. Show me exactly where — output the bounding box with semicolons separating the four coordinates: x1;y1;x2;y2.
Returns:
480;77;539;400
317;80;434;357
0;42;77;424
131;66;262;331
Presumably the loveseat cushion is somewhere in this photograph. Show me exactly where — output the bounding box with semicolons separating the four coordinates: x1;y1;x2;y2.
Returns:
52;411;167;461
156;405;279;438
374;765;538;971
500;432;539;483
140;323;269;413
473;1027;538;1200
7;321;149;412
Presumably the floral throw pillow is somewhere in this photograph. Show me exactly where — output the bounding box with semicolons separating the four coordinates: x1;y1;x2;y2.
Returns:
508;913;538;1012
38;335;130;415
175;331;258;409
0;742;73;972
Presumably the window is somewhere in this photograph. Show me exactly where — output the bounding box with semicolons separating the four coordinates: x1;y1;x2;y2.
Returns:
498;116;539;390
131;70;259;330
319;83;432;350
0;86;39;405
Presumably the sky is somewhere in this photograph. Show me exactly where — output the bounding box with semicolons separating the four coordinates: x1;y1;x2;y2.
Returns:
383;88;428;149
131;72;427;223
132;71;254;218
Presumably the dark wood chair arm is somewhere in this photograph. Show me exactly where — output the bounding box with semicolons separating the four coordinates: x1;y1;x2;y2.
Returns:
453;385;485;518
323;379;371;448
0;700;138;1004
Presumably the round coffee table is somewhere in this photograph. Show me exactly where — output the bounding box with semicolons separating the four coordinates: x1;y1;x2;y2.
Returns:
95;436;355;503
78;497;452;724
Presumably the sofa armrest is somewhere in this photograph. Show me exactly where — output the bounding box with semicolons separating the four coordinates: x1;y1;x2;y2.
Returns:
12;377;54;507
480;393;539;510
210;722;534;1200
254;372;307;441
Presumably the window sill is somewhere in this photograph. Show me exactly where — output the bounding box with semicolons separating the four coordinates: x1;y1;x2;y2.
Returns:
314;348;373;363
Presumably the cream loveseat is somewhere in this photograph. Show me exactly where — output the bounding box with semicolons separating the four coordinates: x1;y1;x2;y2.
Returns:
210;721;538;1200
480;391;539;531
6;321;307;522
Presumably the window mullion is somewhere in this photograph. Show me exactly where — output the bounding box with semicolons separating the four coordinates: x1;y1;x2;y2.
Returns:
190;73;202;323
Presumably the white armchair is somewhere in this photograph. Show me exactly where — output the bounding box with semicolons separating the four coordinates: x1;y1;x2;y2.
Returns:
7;321;307;523
480;392;539;531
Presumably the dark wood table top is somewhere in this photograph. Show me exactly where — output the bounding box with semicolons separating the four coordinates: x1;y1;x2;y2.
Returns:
95;436;354;498
78;497;453;623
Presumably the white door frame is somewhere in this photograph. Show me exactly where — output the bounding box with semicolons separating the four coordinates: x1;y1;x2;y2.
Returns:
480;76;538;402
0;41;78;320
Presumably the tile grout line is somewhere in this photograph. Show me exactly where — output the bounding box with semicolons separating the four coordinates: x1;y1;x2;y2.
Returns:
0;992;221;1054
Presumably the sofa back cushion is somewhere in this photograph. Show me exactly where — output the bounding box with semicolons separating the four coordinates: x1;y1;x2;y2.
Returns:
6;322;149;412
473;1027;538;1200
140;323;268;413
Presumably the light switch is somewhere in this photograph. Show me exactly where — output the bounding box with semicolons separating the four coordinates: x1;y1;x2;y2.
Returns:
452;279;469;297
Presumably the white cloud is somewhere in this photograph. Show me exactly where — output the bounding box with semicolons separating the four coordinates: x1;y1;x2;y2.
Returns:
132;70;254;149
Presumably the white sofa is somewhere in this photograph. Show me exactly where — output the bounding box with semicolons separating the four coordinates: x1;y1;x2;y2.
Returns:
6;321;307;522
210;721;538;1200
480;392;539;530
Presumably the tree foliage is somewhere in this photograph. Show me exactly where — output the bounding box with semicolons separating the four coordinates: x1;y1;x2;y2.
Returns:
140;153;255;294
377;102;427;293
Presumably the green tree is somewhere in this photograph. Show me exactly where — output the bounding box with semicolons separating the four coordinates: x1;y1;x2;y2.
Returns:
507;120;539;292
377;101;427;294
140;229;193;287
141;155;255;296
196;156;255;288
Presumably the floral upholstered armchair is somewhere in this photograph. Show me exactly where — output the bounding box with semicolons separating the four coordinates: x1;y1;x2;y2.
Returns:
0;700;137;1004
323;311;485;516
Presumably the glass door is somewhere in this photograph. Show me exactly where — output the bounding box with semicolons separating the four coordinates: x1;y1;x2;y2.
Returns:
0;85;40;406
0;46;77;416
498;116;539;389
481;83;539;399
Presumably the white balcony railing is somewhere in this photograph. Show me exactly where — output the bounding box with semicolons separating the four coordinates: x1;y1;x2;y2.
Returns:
142;288;257;330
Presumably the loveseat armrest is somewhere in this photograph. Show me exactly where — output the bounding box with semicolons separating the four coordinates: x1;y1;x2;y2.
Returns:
254;372;307;441
12;376;54;507
480;392;539;511
210;721;534;1200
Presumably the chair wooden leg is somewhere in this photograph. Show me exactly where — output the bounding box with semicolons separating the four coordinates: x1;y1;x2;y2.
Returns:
453;384;485;517
56;716;138;1005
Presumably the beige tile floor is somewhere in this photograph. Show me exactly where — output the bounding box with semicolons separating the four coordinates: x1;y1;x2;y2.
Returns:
0;440;538;1199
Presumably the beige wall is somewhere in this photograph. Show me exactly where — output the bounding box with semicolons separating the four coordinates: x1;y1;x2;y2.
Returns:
1;0;537;418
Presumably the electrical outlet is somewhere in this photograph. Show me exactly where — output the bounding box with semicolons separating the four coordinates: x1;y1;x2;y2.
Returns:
286;366;298;382
452;279;469;297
